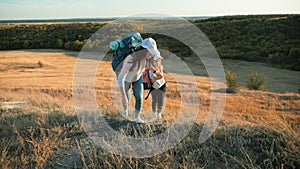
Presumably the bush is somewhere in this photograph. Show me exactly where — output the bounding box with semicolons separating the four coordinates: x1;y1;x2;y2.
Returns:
226;70;239;93
247;72;267;91
37;61;44;68
298;84;300;94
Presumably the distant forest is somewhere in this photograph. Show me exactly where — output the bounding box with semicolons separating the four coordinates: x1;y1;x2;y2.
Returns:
0;15;299;70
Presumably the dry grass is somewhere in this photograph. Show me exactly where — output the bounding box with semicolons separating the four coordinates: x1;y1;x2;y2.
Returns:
0;50;299;168
183;57;300;93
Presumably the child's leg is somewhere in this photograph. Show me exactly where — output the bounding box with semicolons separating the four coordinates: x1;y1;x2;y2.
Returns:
157;84;166;113
151;89;158;113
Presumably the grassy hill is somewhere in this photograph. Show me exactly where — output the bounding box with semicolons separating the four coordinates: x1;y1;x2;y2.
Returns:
0;50;299;168
194;15;300;70
0;14;299;70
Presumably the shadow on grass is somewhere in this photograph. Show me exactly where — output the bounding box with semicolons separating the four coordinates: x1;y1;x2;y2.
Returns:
102;114;168;137
1;108;299;169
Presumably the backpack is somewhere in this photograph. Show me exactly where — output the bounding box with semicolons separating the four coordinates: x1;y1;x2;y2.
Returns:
110;32;143;73
143;68;152;90
142;68;154;100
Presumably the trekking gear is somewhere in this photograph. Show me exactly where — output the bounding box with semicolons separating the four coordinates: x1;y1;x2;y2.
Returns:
142;68;152;90
145;88;154;100
110;32;143;72
143;68;155;100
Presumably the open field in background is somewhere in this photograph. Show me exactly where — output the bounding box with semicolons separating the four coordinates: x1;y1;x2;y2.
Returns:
0;50;299;168
1;50;299;93
181;57;300;94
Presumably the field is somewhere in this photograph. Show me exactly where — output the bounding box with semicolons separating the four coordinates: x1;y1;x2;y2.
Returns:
0;50;299;168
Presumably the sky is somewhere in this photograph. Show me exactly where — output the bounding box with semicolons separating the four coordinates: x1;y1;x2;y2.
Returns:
0;0;299;20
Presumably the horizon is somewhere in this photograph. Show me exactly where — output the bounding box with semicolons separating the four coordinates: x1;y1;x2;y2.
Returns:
0;13;298;22
1;0;300;20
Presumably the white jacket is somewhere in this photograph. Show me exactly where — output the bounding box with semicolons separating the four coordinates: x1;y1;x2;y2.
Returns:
118;54;147;86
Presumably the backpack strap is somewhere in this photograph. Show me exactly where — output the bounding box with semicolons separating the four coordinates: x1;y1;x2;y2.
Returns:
145;69;154;100
145;87;154;100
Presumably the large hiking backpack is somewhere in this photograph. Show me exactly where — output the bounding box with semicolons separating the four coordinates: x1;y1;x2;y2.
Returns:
110;32;143;72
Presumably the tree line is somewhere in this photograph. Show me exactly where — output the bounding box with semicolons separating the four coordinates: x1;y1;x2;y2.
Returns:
0;15;299;70
0;23;105;51
194;14;300;70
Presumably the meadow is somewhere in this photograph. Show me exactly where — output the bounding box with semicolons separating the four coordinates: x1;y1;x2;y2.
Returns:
0;50;299;168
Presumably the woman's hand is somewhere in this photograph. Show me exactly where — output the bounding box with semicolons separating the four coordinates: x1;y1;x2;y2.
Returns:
150;66;156;72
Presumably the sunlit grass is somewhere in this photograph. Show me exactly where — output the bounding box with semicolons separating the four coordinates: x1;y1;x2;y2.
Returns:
0;51;299;168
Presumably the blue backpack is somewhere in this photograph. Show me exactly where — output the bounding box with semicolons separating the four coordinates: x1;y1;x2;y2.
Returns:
110;32;143;72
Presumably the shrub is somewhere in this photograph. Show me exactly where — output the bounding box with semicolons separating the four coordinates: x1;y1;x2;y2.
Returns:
226;70;238;93
247;72;267;91
37;61;44;68
298;84;300;94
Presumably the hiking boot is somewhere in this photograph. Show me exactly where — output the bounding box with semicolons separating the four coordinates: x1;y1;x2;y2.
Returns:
134;117;145;123
121;110;128;119
155;112;162;119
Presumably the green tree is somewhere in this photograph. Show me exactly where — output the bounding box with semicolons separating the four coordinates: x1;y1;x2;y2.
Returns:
288;48;300;70
55;39;64;49
64;41;72;50
73;40;84;51
22;40;30;49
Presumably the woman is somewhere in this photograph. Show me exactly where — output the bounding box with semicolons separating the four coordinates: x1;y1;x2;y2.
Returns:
149;56;166;120
118;38;161;123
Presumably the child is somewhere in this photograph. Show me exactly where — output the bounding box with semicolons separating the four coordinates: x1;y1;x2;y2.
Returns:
149;56;166;119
